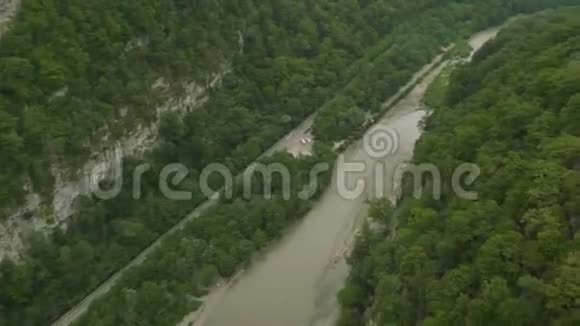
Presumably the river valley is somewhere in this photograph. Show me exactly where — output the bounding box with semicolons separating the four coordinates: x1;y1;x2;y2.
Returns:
188;26;504;326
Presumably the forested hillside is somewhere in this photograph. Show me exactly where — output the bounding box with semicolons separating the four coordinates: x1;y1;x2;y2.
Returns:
0;0;578;325
1;0;503;324
73;149;336;326
339;8;580;325
0;0;245;209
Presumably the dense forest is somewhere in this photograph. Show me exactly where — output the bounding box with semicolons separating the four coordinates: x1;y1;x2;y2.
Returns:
0;0;579;325
73;149;335;325
0;0;486;324
339;7;580;326
0;0;244;208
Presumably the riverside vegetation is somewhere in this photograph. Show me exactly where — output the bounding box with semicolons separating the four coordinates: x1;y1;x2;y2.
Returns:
1;0;579;325
339;7;580;326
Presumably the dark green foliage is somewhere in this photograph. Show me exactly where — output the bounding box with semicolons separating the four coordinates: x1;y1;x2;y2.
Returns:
1;0;444;324
311;0;580;143
1;0;578;325
73;151;334;326
339;8;580;326
0;0;244;209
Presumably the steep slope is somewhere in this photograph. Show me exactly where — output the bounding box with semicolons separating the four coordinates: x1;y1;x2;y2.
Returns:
0;0;242;259
1;0;473;324
339;7;580;326
0;1;578;326
0;0;488;260
0;0;19;36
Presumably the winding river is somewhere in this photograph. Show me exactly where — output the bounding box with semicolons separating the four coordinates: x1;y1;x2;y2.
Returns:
190;26;503;326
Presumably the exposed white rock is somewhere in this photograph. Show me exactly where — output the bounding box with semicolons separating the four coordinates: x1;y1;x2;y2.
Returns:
0;71;226;261
238;31;245;54
0;25;241;262
0;0;19;36
49;86;70;101
124;36;149;52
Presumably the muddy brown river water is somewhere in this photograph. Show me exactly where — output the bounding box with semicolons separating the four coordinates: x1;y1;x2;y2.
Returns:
188;26;502;326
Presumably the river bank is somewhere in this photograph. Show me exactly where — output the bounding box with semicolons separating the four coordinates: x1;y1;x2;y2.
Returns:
338;8;580;325
188;25;504;326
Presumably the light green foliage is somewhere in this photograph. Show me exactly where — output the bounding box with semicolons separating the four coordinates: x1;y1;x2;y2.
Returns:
424;66;453;108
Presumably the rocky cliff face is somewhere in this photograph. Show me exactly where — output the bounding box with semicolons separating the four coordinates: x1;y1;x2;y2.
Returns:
0;72;226;261
0;0;19;36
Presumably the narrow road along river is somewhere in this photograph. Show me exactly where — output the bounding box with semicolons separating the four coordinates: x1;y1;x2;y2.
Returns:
192;27;502;326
